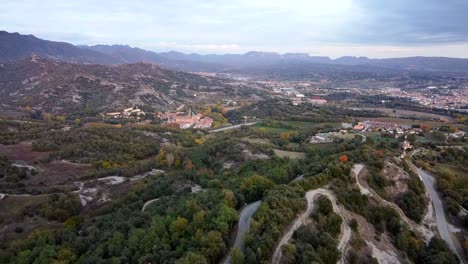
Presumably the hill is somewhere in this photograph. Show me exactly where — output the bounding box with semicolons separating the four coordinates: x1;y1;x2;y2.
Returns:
0;55;255;115
0;31;118;64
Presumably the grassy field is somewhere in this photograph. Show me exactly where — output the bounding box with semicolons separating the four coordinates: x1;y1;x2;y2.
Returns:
363;132;399;143
281;121;340;130
363;108;454;122
253;121;341;135
273;149;306;159
241;137;271;145
304;143;339;152
362;117;468;131
252;125;294;134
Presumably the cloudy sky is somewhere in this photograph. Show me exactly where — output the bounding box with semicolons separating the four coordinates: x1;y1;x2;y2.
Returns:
2;0;468;58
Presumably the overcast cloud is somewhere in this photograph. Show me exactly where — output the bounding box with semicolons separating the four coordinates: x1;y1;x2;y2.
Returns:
1;0;468;58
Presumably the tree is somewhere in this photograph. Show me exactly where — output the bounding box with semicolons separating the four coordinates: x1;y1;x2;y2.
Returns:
240;175;275;202
200;231;226;262
231;248;245;264
171;217;189;236
280;132;292;142
339;155;348;163
176;252;208;264
184;159;194;170
281;244;297;264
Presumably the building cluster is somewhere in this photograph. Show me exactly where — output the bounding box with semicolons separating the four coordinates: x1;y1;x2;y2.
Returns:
105;107;145;119
353;120;410;133
310;130;354;144
158;108;213;129
273;87;327;106
381;86;468;110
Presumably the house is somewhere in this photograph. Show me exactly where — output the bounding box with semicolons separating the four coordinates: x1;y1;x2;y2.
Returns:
353;124;364;131
194;117;214;129
106;112;122;119
309;97;327;105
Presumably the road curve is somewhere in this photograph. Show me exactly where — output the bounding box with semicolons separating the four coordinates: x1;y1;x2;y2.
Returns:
416;168;464;262
141;198;161;212
209;122;258;133
271;188;351;264
223;200;261;264
354;164;434;242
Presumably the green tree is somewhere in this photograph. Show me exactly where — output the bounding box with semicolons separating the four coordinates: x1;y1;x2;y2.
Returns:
176;252;208;264
231;248;245;264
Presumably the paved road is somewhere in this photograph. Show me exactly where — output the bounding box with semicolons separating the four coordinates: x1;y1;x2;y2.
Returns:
209;122;258;133
417;168;463;262
271;188;351;264
223;200;262;264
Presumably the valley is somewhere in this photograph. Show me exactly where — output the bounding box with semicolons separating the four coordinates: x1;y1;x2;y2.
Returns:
0;30;467;264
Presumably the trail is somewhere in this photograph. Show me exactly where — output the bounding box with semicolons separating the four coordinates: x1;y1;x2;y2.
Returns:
141;198;161;212
271;188;351;264
352;164;368;195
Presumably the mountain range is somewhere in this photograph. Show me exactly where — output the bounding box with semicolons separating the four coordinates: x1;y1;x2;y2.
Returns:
2;31;468;74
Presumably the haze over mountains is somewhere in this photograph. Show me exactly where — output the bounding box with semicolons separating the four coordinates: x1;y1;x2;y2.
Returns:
3;31;468;74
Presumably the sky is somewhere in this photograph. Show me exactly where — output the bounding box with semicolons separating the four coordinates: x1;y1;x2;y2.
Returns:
2;0;468;58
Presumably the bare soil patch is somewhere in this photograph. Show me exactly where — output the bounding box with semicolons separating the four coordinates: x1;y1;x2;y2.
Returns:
0;143;49;162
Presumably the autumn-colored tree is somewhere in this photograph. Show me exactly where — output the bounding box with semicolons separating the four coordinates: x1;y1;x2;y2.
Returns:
185;159;194;170
339;155;348;163
223;190;236;208
421;125;430;132
375;150;383;157
280;132;291;141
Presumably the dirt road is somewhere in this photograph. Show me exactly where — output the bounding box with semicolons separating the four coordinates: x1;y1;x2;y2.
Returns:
271;188;351;264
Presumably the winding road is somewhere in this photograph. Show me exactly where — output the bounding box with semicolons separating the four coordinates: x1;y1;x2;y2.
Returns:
353;163;434;242
271;188;351;264
223;201;262;264
416;168;464;262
